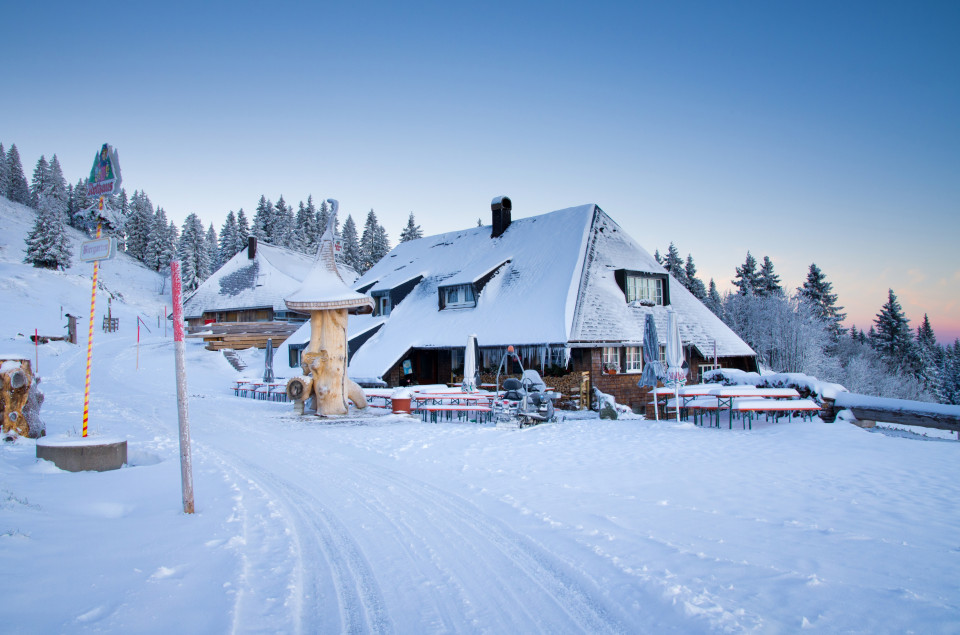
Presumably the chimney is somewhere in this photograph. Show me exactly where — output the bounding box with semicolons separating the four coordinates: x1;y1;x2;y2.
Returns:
491;196;512;238
247;236;257;259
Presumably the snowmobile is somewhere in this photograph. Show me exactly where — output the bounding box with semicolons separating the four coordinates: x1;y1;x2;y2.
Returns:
492;347;556;428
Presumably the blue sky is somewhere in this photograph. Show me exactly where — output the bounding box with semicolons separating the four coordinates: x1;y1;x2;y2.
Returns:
5;1;959;341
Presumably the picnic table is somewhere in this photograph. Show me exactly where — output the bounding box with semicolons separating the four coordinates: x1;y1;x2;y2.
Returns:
709;387;800;428
411;392;494;423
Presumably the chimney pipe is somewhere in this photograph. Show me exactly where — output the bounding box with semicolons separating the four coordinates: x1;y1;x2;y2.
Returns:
491;196;512;238
247;236;257;259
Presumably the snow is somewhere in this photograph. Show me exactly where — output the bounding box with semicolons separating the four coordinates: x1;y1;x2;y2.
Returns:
2;196;960;633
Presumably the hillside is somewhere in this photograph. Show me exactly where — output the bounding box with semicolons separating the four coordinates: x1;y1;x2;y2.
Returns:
1;196;959;633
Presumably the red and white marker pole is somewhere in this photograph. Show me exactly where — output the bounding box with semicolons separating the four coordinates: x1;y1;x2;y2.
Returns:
170;261;195;514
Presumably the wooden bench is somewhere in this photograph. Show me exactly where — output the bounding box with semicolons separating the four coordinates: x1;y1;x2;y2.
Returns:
418;405;493;424
732;399;821;429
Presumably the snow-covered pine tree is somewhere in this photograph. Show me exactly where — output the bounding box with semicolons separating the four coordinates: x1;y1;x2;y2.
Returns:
236;208;250;246
683;255;707;300
177;213;210;293
145;207;172;271
399;212;423;242
293;200;315;254
756;256;783;296
46;155;68;208
732;251;759;295
28;155;49;209
938;340;960;405
303;195;319;254
0;142;7;196
372;220;390;265
218;210;242;263
705;279;723;318
315;199;330;247
252;195;272;242
69;177;92;230
24;193;71;270
125;190;154;262
653;249;662;265
359;209;380;273
915;314;942;397
205;223;220;272
662;243;687;285
339;214;361;272
797;263;846;337
273;196;293;247
872;289;914;372
5;145;31;205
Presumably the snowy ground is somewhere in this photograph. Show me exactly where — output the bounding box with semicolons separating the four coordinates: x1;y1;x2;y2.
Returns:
2;199;960;633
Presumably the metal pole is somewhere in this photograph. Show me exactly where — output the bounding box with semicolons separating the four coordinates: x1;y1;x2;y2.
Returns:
171;261;195;514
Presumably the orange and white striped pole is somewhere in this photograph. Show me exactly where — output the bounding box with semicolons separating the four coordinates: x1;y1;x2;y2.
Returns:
81;198;104;437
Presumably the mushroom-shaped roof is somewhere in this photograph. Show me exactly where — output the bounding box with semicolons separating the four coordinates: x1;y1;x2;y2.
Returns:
284;200;375;315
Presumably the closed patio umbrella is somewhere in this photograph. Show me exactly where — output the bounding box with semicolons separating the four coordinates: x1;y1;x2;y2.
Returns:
665;310;687;422
638;313;664;420
263;338;275;383
462;334;478;392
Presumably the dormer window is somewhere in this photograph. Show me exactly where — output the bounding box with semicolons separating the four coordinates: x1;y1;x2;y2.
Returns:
627;275;663;305
615;270;669;306
440;284;476;309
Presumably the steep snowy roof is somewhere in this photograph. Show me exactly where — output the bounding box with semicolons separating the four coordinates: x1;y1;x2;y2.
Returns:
569;209;756;359
346;205;594;378
182;242;358;319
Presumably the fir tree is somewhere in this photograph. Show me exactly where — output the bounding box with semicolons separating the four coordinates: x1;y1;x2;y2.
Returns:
684;254;707;300
24;193;71;270
29;155;49;209
273;195;293;247
46;155;68;208
145;207;173;271
205;223;220;271
705;279;723;318
5;145;31;205
218;210;242;263
69;177;92;230
915;314;942;396
293;200;315;254
252;195;272;242
653;249;662;266
177;213;210;293
732;251;759;295
872;289;914;371
236;208;250;246
359;209;390;273
938;340;960;405
662;243;687;285
798;263;846;337
756;256;783;296
315;199;330;246
0;142;7;196
125;190;154;262
399;212;423;242
339;215;361;272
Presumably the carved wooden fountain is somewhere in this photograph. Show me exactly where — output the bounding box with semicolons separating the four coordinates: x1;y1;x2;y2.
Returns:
284;200;374;415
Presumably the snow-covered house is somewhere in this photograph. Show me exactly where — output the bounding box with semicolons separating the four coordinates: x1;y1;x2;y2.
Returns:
182;238;358;328
283;200;757;409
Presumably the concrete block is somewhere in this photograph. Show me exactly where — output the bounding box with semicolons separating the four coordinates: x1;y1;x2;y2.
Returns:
36;436;127;472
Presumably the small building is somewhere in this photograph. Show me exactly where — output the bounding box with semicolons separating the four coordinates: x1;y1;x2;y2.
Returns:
181;238;359;349
280;199;757;410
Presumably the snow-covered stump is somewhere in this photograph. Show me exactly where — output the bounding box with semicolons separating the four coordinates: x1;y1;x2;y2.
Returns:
36;436;127;472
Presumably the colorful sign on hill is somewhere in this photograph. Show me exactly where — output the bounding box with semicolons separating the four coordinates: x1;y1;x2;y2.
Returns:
86;143;122;198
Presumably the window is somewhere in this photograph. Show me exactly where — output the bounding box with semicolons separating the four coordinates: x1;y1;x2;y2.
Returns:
659;345;667;365
602;347;620;373
625;346;642;373
441;284;476;309
625;275;663;305
378;295;391;316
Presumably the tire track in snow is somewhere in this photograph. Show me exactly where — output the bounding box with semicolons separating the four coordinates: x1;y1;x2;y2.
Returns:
211;447;391;635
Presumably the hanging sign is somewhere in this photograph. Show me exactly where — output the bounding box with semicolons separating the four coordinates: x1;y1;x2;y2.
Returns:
79;236;118;262
86;143;122;197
